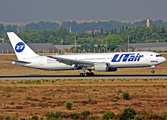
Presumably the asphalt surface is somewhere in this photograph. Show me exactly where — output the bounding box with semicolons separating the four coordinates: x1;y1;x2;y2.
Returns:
1;74;167;80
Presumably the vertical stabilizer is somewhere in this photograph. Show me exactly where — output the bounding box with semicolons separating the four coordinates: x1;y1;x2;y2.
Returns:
7;32;39;59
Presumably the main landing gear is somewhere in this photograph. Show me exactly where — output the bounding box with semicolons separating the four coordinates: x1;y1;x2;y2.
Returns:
80;72;94;76
80;67;94;76
151;65;155;74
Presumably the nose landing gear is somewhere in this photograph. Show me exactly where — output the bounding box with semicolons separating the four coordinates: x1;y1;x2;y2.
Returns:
151;70;155;74
151;65;155;74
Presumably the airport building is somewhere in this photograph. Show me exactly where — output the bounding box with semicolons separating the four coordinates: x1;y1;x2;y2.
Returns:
54;45;81;50
0;43;57;53
115;42;167;52
1;42;167;53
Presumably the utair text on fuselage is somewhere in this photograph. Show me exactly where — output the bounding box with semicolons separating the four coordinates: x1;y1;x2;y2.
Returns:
112;53;143;62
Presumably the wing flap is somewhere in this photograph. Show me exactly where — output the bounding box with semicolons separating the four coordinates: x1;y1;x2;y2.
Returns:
47;56;94;66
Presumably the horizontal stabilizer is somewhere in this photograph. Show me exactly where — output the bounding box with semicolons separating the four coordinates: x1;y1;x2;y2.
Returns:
4;59;31;64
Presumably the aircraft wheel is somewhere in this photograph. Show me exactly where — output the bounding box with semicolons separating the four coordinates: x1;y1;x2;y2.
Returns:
84;73;87;76
151;70;155;74
80;73;84;76
80;72;94;76
90;72;94;76
86;72;94;76
86;72;90;76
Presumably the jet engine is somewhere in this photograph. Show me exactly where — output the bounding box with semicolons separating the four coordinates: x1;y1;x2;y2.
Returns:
93;63;117;72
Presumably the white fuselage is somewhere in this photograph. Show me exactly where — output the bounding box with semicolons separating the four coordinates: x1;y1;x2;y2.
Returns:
7;32;166;74
12;51;166;71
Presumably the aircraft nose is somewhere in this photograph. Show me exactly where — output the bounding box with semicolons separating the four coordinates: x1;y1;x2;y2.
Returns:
159;56;166;63
162;57;166;62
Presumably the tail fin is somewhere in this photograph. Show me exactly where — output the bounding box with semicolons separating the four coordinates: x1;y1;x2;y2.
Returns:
7;32;39;59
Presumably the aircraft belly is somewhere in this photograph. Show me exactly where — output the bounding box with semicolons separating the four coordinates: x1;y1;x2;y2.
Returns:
50;64;74;70
26;62;74;71
111;61;150;68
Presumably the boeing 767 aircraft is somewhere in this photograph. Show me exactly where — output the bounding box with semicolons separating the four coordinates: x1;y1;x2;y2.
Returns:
6;32;166;76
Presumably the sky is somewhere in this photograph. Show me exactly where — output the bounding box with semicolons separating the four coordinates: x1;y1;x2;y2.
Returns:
0;0;167;23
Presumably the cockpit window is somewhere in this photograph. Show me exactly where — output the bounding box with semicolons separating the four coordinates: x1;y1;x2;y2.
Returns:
156;55;162;57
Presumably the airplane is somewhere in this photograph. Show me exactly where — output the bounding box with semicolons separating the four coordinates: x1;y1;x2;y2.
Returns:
6;32;166;76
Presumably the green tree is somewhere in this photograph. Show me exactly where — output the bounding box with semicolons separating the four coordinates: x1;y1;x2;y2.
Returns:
87;114;95;120
122;26;125;32
6;25;17;33
126;26;128;29
65;101;73;110
135;26;146;43
152;33;159;40
3;114;15;120
119;107;136;120
101;27;104;35
87;94;93;102
106;34;123;45
114;28;117;33
81;110;91;119
102;111;115;120
107;44;117;51
159;24;166;39
151;24;158;33
122;91;130;100
31;115;38;120
55;111;61;119
111;28;114;34
0;24;5;35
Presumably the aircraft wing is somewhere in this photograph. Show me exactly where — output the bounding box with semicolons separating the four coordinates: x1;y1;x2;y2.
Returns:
47;56;94;66
4;59;31;64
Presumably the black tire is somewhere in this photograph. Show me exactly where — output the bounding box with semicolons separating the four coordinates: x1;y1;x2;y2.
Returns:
80;73;84;76
151;70;155;74
84;73;87;76
86;72;94;76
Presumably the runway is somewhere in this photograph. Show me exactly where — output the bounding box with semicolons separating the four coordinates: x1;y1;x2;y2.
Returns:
1;74;167;80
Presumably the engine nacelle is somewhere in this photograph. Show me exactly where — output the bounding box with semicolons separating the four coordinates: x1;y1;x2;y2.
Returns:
94;63;107;71
94;63;117;72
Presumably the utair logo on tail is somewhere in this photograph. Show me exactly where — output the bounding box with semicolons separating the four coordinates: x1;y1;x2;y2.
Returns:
15;42;25;53
112;53;144;62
